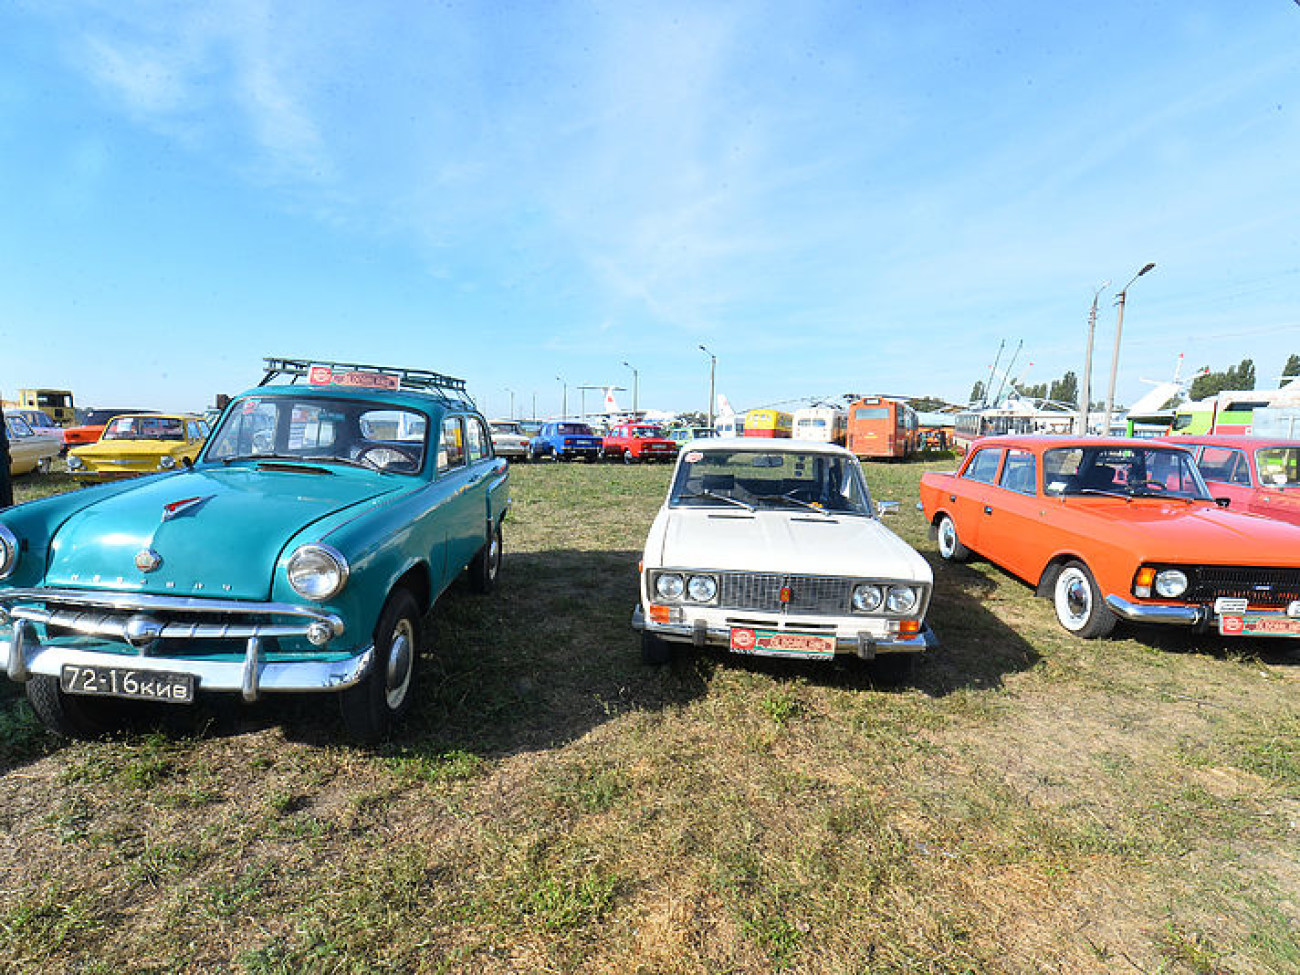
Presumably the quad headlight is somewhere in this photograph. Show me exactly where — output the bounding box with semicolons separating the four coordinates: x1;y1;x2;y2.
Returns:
1154;569;1189;598
0;525;18;580
653;572;718;604
158;456;177;469
886;585;920;614
66;454;84;471
286;544;349;601
852;584;884;613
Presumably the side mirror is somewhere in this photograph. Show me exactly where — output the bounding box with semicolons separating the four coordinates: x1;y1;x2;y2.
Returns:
1214;497;1230;508
182;456;194;469
875;500;900;517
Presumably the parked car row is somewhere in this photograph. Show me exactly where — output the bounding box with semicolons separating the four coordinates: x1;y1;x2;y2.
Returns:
4;374;1298;746
505;419;687;463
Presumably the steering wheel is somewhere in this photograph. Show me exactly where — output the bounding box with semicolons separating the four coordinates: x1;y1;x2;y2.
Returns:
1131;479;1168;493
356;446;418;472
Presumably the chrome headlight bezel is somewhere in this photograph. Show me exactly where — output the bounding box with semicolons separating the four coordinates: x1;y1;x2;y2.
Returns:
652;571;717;604
158;455;177;470
885;585;920;614
66;454;85;471
0;524;19;580
1154;569;1189;598
286;544;350;601
852;584;884;613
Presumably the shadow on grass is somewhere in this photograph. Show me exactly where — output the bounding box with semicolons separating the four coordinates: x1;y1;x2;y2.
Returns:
0;543;1045;766
1124;625;1300;666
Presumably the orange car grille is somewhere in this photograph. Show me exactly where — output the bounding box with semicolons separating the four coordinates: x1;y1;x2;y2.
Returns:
1186;567;1300;608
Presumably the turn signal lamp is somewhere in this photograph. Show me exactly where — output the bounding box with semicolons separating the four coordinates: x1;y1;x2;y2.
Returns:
648;604;673;625
898;619;921;638
1134;567;1157;598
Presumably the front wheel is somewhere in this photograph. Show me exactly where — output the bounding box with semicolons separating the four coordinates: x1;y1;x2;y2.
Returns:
26;675;125;739
1052;561;1117;639
641;630;673;665
469;524;503;594
935;514;971;562
622;450;635;465
340;589;421;744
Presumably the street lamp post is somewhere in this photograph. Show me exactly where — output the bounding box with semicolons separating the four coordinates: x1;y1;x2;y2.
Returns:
699;344;716;429
622;361;639;417
556;376;567;419
1102;263;1156;435
505;387;515;420
1078;281;1108;435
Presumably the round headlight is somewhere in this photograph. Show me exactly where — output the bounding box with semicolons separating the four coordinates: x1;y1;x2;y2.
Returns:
655;573;685;600
852;584;884;613
66;454;84;470
1154;569;1189;598
886;586;919;614
686;575;717;602
158;456;177;470
0;524;18;580
286;544;349;601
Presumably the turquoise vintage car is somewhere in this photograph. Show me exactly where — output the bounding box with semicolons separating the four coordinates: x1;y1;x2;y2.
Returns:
0;358;509;742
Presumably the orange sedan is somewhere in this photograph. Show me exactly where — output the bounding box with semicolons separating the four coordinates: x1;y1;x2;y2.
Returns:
919;436;1300;640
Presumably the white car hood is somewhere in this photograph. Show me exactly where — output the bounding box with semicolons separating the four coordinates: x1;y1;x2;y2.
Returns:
647;507;932;583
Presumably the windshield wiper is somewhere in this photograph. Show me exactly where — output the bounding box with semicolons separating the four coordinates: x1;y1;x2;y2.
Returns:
754;493;833;516
220;453;333;470
1076;488;1131;502
677;490;755;511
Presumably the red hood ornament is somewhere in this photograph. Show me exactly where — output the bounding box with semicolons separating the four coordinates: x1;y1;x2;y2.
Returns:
161;495;215;522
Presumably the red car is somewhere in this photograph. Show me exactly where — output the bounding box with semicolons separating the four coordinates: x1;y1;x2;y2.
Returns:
919;436;1300;640
63;408;145;449
1159;435;1300;527
603;422;679;464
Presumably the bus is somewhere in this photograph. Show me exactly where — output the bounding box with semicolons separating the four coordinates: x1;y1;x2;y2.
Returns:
792;406;846;445
951;408;1035;453
1170;397;1268;436
847;397;919;458
19;388;76;427
742;408;793;438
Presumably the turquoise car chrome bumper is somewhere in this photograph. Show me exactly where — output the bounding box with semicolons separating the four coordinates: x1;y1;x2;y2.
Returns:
0;588;361;702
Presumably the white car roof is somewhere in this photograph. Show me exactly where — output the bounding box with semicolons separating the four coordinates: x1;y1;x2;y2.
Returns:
685;436;855;458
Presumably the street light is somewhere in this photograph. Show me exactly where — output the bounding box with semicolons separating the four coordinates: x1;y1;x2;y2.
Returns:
1102;262;1156;435
505;387;514;420
622;361;639;418
556;376;567;419
1077;281;1108;435
699;344;716;429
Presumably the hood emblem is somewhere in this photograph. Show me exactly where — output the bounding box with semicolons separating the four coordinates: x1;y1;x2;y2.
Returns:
162;495;214;522
135;549;163;573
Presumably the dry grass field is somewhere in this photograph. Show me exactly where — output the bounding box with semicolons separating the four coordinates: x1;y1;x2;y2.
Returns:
1;457;1298;973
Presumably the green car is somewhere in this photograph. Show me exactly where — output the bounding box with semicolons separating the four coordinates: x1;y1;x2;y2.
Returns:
0;358;509;742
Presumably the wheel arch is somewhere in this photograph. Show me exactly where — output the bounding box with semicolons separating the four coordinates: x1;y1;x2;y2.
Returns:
1034;552;1089;597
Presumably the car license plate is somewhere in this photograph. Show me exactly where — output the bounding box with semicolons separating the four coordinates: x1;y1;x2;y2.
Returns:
1218;613;1300;638
730;628;836;659
60;664;195;703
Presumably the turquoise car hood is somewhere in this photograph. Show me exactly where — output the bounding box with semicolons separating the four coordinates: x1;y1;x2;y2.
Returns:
45;467;401;599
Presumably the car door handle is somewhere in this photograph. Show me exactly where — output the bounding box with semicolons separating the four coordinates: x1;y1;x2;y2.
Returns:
949;494;956;502
983;506;993;515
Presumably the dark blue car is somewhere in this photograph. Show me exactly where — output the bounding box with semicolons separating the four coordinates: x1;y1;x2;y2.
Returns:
529;421;603;461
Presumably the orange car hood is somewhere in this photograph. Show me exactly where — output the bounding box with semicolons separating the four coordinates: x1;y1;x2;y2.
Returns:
1058;498;1300;564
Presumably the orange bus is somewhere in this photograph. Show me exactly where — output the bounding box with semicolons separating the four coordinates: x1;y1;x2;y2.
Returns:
741;408;793;438
846;397;919;459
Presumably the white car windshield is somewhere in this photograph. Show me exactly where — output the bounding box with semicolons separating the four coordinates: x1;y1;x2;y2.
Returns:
670;448;872;515
206;396;428;474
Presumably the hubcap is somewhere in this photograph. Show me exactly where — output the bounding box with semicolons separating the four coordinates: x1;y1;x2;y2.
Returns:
939;520;955;555
1058;570;1090;626
385;619;414;709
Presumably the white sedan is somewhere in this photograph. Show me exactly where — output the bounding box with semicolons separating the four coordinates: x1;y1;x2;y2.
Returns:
633;438;937;674
489;419;531;461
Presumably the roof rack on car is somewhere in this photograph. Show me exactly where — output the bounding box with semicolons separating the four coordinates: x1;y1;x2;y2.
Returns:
259;358;476;407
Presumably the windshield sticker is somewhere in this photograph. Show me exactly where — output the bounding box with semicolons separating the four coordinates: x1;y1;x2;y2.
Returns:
683;450;704;464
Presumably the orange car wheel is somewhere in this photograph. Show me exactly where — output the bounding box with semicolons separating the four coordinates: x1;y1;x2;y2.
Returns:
1052;561;1117;639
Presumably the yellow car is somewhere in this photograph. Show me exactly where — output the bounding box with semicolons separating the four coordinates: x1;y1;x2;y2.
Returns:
66;413;210;482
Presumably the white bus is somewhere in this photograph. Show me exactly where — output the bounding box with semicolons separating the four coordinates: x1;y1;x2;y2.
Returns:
792;406;846;445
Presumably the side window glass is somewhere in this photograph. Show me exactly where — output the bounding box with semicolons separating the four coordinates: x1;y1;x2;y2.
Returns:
1197;447;1236;484
998;449;1037;495
1229;450;1251;486
438;417;466;473
466;418;490;462
963;449;1002;484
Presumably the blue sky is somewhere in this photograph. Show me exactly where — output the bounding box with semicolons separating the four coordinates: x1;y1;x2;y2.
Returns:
2;1;1298;421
